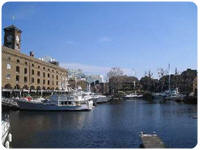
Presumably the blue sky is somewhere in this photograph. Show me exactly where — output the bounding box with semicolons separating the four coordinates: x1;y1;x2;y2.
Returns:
2;2;197;79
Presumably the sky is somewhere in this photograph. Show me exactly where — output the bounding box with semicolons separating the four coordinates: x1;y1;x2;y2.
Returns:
2;2;197;79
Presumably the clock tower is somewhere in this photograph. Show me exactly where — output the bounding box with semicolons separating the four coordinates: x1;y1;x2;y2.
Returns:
4;25;22;51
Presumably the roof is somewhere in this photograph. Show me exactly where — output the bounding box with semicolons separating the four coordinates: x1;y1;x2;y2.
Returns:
4;25;22;33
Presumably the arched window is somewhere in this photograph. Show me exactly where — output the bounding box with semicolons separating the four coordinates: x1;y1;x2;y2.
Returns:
24;76;27;83
32;69;34;75
32;78;34;83
24;68;27;74
30;86;35;90
16;66;20;73
16;75;20;81
15;84;20;89
37;79;40;84
4;84;12;89
7;57;11;61
23;85;29;90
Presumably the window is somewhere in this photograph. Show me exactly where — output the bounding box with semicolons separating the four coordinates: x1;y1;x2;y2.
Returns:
52;75;54;78
52;81;54;85
32;69;34;75
48;68;50;71
37;71;40;76
24;77;27;83
48;73;50;78
7;64;11;69
38;65;40;69
52;70;54;73
17;59;20;63
16;75;20;81
32;78;34;83
56;81;58;85
48;80;50;85
43;80;45;84
7;57;11;61
37;79;40;84
43;67;45;70
6;74;11;79
43;72;45;78
16;66;20;73
32;64;34;67
25;61;28;65
24;68;27;74
56;75;58;80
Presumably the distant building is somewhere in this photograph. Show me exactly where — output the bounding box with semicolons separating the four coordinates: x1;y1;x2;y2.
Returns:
2;25;68;95
68;69;85;80
86;74;105;83
68;78;88;91
90;82;109;95
193;77;197;96
109;75;140;94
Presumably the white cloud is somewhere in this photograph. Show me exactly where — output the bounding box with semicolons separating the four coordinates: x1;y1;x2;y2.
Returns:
99;37;112;42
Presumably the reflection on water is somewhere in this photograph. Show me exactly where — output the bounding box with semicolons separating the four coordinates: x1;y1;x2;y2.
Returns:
4;99;197;148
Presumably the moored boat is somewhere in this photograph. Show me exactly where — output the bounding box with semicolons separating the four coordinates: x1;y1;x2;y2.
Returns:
16;93;94;111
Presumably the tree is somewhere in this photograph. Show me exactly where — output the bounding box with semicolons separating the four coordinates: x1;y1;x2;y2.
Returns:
157;68;165;78
175;67;178;75
157;68;167;91
107;67;124;79
148;70;153;78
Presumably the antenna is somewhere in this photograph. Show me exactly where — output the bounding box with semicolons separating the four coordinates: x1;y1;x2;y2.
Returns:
168;64;171;92
12;16;15;25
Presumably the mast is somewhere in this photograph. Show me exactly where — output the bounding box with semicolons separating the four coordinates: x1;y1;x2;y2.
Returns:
168;64;171;92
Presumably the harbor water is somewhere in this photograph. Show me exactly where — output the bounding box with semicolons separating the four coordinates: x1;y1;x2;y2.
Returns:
3;99;197;148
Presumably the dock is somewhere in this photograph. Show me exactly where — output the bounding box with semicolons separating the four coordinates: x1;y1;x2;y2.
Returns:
140;132;165;148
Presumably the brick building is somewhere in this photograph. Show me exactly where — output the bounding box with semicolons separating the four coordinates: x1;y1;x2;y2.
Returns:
2;25;68;95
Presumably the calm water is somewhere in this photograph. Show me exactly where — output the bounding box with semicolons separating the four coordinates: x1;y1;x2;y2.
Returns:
3;99;197;148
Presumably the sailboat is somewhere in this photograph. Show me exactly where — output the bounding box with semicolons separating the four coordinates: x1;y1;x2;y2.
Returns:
164;64;185;101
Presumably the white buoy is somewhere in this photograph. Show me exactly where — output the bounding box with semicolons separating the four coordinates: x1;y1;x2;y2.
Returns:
8;133;12;142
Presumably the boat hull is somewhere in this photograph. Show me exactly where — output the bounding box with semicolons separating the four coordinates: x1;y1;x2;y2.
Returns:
96;97;110;103
17;101;93;111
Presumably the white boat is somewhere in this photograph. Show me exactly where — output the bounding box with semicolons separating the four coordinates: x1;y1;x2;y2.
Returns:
82;85;110;104
164;88;185;101
16;92;94;111
93;94;110;103
125;94;138;98
124;93;143;99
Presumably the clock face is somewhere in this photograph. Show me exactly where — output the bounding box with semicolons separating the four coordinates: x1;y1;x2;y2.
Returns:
7;35;13;43
16;35;20;43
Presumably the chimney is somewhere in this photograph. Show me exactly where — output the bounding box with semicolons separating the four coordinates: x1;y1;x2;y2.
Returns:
30;51;34;57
